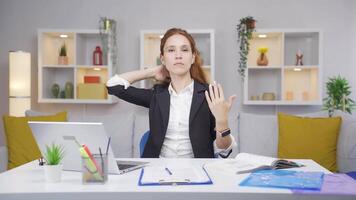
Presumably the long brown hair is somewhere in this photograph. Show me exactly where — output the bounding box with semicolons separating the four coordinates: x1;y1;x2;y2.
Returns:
160;28;208;84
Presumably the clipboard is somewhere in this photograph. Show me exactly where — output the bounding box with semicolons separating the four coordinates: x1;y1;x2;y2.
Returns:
138;165;213;186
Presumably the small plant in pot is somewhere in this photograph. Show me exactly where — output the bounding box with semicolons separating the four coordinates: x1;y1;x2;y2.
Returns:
237;16;256;79
323;75;355;117
43;143;65;182
58;43;68;65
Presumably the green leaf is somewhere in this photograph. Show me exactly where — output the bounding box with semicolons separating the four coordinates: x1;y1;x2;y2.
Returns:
323;75;355;116
44;143;65;165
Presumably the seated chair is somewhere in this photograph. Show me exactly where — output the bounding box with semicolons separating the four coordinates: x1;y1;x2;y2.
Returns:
346;171;356;180
140;131;150;158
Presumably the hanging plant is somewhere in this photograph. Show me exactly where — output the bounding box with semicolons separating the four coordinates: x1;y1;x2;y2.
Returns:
236;16;256;79
99;17;118;74
323;75;355;117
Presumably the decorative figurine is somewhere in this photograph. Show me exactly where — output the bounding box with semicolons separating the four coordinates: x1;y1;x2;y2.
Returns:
296;49;303;66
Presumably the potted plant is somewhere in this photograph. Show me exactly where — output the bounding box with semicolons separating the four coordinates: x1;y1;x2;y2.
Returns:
323;75;355;117
58;43;68;65
237;16;256;78
43;143;65;182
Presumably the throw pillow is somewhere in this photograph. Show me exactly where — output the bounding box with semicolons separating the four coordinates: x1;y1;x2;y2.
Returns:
278;112;341;172
3;111;67;169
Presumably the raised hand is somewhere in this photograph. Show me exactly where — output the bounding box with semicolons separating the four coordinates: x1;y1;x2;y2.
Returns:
154;65;170;82
204;82;236;124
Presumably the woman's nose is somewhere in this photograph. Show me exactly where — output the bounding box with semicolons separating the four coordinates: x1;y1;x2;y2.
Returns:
175;51;183;59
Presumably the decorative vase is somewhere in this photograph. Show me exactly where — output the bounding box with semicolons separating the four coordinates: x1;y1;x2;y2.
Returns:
51;83;60;98
58;56;68;65
64;82;73;99
60;90;65;98
93;46;103;65
246;20;256;29
257;53;268;66
262;92;275;100
44;164;62;182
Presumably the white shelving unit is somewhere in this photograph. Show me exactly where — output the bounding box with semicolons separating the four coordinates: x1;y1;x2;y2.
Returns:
38;29;117;104
140;29;215;88
244;29;322;105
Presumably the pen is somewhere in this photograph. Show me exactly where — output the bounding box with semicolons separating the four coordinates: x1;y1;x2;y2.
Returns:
165;167;172;175
105;137;111;155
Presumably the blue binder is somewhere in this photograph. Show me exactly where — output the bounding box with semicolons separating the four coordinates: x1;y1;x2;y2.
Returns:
138;165;213;186
239;170;324;190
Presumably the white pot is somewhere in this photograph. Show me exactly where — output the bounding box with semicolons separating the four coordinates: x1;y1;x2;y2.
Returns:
44;164;62;182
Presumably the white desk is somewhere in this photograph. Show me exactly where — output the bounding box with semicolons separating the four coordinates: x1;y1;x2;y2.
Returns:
0;158;354;200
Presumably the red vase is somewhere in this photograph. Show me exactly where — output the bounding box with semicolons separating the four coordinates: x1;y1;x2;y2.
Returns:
93;46;103;65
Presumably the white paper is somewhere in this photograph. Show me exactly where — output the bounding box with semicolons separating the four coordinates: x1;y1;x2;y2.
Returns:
140;164;210;184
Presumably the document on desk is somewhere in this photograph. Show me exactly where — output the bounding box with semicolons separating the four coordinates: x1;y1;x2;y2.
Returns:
138;164;212;186
207;153;304;174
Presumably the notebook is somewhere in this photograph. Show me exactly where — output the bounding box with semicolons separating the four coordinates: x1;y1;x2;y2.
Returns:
208;153;305;174
29;121;148;174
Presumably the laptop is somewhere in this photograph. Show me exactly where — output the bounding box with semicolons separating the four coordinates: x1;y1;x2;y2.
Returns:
28;121;148;174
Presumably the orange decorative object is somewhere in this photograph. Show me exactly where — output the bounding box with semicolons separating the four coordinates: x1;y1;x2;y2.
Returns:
84;76;100;84
286;91;294;101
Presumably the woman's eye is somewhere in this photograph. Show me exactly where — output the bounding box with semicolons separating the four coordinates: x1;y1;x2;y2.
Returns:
167;49;175;52
182;48;190;52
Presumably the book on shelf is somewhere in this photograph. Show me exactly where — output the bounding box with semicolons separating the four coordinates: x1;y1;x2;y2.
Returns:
210;153;305;174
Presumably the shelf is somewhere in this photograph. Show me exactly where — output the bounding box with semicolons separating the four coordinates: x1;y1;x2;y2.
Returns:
283;68;319;102
38;29;116;104
248;66;282;69
41;67;74;99
246;68;282;101
248;32;283;66
40;32;75;66
244;100;322;105
244;29;322;106
38;98;114;104
76;67;108;84
77;32;108;66
284;32;319;66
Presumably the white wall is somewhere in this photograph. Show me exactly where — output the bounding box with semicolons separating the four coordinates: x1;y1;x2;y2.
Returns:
0;0;355;146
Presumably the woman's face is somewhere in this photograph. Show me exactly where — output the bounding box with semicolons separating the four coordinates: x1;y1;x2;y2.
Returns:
161;34;195;77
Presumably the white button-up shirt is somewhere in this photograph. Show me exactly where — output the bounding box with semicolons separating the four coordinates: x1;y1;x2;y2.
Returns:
159;81;195;158
106;75;236;158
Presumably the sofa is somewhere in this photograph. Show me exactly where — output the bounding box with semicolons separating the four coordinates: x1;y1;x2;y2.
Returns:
1;109;355;173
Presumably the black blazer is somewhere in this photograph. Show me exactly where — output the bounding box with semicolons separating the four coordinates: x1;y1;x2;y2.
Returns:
107;81;216;158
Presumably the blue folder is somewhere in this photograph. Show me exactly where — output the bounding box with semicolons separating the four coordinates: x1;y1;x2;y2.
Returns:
138;165;213;186
239;170;324;190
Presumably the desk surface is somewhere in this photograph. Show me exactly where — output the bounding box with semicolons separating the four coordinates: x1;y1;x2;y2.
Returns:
0;158;354;200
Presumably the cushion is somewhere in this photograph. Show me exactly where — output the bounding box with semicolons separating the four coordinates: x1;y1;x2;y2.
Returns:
278;112;342;172
3;111;67;169
238;112;278;157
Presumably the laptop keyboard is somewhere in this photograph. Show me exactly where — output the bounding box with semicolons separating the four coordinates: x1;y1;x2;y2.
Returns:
117;163;137;170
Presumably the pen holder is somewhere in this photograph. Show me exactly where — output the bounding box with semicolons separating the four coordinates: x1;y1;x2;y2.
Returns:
82;153;108;184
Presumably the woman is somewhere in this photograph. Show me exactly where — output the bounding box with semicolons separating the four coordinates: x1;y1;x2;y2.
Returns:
106;28;236;158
